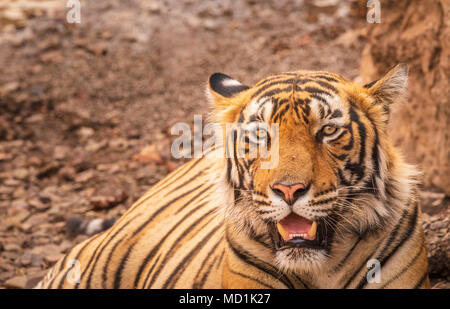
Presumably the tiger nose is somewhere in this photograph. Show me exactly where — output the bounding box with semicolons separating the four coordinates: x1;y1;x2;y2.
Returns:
271;183;309;205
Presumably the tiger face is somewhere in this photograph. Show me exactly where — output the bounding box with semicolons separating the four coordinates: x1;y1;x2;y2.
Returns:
208;65;408;273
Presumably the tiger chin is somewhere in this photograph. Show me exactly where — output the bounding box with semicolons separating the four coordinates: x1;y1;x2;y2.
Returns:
36;64;429;289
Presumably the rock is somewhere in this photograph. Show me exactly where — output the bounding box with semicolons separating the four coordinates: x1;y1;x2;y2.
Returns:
39;50;64;64
27;156;43;166
38;36;60;51
28;198;50;211
3;211;30;229
0;81;20;96
165;161;178;172
44;253;64;265
23;213;49;228
430;221;447;231
75;169;95;183
0;186;14;195
109;138;129;151
0;260;14;272
25;275;46;289
0;152;13;161
7;200;28;215
37;162;61;179
0;271;15;282
58;166;76;181
3;243;21;252
4;276;28;289
53;145;71;160
77;126;95;139
24;114;44;123
31;244;60;257
19;253;43;267
89;43;108;56
132;145;163;164
12;168;29;180
90;190;128;210
12;186;27;199
85;139;107;153
3;178;20;186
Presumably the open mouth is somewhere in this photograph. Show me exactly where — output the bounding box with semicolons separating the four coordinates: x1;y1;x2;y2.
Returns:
270;213;330;250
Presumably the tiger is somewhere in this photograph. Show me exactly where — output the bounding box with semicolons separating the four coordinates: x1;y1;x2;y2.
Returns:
36;63;429;289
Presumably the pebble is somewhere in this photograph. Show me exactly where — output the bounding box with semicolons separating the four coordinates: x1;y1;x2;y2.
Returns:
3;243;21;252
19;253;43;267
75;169;95;183
430;221;447;230
37;162;61;179
58;166;76;181
28;199;50;211
4;276;28;289
12;168;29;180
44;254;64;265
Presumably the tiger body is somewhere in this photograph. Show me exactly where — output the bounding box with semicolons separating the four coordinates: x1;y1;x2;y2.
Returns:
37;65;429;289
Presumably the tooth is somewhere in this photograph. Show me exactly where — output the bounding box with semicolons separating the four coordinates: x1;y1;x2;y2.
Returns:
308;221;317;238
276;223;290;241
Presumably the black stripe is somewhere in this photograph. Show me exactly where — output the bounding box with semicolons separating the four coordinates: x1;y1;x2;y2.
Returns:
226;233;295;289
131;184;206;238
145;214;218;288
115;199;212;288
313;75;339;83
363;79;378;89
349;107;366;166
340;210;414;288
251;79;294;99
133;203;212;288
330;109;343;119
314;80;338;94
104;184;207;288
57;233;101;288
193;238;224;288
342;245;378;289
227;269;276;289
376;204;419;268
301;86;332;97
46;253;69;288
333;237;361;273
252;86;293;102
381;245;424;288
84;214;140;288
355;205;418;288
132;157;206;210
413;271;428;289
161;226;221;288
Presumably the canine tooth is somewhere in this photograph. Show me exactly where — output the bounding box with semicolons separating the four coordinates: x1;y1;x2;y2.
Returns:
276;223;290;241
308;221;317;238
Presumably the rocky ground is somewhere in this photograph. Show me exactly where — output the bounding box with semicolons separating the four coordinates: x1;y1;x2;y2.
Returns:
0;0;448;289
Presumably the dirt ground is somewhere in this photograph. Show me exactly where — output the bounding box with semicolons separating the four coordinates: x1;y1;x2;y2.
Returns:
0;0;448;289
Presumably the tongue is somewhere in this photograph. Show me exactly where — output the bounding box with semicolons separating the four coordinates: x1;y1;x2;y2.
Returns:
279;213;312;234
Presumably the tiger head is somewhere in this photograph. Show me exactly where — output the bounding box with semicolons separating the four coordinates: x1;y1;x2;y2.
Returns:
207;64;414;274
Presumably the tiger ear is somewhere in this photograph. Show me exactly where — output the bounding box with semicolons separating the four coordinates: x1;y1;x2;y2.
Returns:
364;63;408;113
208;73;249;99
207;73;249;122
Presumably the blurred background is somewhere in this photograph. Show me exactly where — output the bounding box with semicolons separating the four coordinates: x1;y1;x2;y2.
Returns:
0;0;448;288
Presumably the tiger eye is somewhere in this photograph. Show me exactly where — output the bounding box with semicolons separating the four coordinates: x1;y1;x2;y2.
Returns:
322;125;337;136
